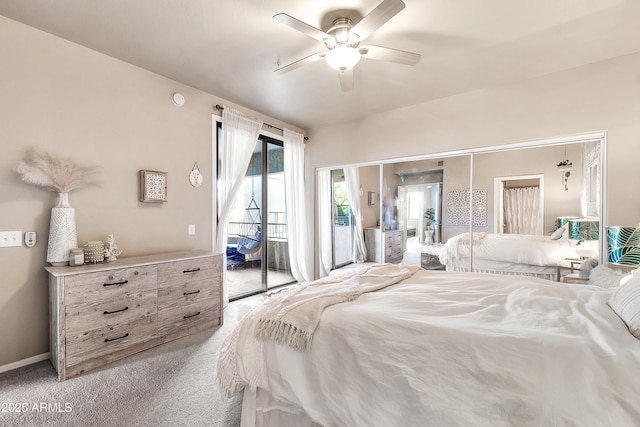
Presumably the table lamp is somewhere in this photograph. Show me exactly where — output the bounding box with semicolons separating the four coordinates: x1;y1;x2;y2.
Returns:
607;226;640;265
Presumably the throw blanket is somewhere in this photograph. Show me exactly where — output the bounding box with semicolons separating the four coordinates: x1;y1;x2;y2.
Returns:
218;263;420;395
255;263;420;352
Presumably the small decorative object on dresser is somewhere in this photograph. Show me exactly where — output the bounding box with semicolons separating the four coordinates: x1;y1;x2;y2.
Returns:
45;250;223;380
68;248;84;266
139;170;168;202
104;234;123;262
83;241;105;263
15;148;101;266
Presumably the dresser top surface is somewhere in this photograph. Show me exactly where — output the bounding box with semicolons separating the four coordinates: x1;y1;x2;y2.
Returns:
45;250;221;277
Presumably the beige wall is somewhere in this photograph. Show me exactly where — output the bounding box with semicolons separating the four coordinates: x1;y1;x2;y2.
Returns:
0;16;303;368
358;165;380;229
472;143;584;234
307;50;640;229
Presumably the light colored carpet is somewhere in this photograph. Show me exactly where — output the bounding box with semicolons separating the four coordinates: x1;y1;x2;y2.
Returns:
0;297;263;427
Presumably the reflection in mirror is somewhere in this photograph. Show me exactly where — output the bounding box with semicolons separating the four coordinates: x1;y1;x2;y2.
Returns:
319;134;604;282
447;139;603;281
589;163;598;203
330;169;354;268
585;141;601;217
359;156;472;270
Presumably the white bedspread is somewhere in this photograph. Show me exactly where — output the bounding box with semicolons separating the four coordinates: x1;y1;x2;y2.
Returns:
220;269;640;426
439;232;580;267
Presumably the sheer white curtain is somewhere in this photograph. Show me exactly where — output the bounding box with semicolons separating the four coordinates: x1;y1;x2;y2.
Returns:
503;186;539;235
344;167;367;263
214;107;263;305
283;128;313;283
317;169;333;278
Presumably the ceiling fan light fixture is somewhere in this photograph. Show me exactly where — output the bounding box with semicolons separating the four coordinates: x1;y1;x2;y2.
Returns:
326;46;361;72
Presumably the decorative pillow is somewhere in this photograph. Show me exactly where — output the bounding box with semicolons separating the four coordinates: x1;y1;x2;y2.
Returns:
588;265;629;288
608;272;640;339
550;223;568;240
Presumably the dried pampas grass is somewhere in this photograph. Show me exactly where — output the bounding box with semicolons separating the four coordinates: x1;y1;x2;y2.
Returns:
16;148;101;193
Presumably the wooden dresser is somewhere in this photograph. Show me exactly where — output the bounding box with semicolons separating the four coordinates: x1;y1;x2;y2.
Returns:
45;250;223;381
364;228;406;263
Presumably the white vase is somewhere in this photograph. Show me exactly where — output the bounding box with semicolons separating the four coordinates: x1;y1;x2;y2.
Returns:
47;193;78;266
424;227;434;245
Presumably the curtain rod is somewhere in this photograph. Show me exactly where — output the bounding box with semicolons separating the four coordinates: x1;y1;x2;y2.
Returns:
215;105;308;141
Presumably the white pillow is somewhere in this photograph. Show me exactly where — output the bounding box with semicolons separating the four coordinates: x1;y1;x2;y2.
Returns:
550;223;568;240
609;272;640;339
589;265;628;288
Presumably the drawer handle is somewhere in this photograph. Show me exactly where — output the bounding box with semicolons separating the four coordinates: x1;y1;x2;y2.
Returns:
103;306;129;315
184;311;201;319
103;280;129;287
183;268;201;274
104;332;129;343
183;290;201;296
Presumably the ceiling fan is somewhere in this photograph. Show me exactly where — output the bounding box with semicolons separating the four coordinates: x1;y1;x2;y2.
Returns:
273;0;421;91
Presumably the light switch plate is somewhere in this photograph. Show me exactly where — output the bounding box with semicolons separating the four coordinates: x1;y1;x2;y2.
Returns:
0;231;23;247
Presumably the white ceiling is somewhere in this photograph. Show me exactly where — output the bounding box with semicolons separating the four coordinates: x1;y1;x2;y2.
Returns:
1;0;639;130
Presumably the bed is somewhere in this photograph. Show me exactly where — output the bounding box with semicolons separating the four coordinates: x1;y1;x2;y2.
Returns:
438;232;593;281
218;264;640;426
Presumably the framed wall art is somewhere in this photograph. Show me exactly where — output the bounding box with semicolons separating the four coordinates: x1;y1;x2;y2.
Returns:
445;189;487;227
139;170;168;202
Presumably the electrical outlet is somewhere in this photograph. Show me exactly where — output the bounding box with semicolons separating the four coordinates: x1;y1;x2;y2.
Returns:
188;224;196;235
0;231;23;248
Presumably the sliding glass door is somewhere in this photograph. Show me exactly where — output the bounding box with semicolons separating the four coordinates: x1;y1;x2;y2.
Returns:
220;131;296;300
331;169;354;268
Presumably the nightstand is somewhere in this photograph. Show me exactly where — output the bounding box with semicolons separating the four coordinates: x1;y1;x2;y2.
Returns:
556;258;583;281
563;273;590;284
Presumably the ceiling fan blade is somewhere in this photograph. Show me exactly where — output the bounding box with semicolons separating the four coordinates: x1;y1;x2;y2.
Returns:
274;52;326;75
359;45;421;66
273;13;331;43
351;0;406;41
339;69;354;92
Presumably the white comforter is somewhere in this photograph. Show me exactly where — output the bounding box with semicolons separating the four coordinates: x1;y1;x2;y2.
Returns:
439;232;580;267
220;269;640;426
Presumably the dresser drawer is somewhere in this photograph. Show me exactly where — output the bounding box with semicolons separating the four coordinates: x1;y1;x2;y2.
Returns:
157;279;218;311
156;298;220;337
64;266;157;307
65;317;157;367
157;257;219;287
65;290;157;335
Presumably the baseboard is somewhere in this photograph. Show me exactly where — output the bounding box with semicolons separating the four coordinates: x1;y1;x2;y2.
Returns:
0;353;50;375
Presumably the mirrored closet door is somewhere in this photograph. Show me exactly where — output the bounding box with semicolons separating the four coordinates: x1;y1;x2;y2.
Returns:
317;133;605;280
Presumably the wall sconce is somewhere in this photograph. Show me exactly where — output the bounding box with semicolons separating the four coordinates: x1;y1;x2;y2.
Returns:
607;226;640;265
